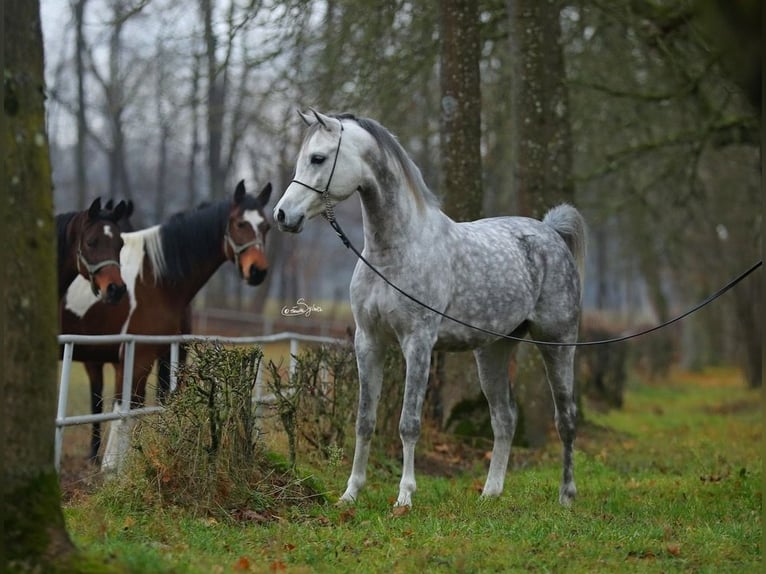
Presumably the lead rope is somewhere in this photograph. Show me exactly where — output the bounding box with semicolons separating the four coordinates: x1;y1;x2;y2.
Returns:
323;208;761;347
294;120;763;347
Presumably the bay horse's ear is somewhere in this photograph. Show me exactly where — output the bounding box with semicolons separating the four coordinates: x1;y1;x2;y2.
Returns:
111;200;128;222
88;197;102;220
298;109;313;126
256;182;272;208
309;107;329;130
104;199;114;210
234;180;246;205
125;199;134;218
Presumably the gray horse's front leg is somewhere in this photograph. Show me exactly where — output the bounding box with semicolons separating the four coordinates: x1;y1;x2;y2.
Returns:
395;335;433;507
339;330;384;504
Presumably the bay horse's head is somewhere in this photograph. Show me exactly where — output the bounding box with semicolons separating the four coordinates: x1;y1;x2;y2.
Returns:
72;198;128;304
225;180;272;286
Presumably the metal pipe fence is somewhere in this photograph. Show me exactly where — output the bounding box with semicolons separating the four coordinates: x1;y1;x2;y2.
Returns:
55;332;341;471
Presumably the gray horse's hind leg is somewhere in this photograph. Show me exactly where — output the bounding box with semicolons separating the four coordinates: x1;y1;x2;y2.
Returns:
340;330;385;504
474;339;519;497
537;342;578;506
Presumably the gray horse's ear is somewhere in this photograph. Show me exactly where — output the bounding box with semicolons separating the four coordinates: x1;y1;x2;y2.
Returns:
298;109;313;126
309;107;329;130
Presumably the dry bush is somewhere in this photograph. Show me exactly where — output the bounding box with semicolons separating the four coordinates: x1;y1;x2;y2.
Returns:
266;341;406;466
101;342;324;519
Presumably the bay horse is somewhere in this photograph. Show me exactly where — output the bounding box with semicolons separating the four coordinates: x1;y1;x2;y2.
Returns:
274;111;586;508
61;181;272;466
56;197;128;304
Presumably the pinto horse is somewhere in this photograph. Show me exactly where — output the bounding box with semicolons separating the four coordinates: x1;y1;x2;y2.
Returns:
274;111;586;508
61;181;272;465
56;197;128;304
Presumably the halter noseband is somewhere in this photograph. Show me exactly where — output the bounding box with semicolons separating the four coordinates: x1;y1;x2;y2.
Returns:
289;121;345;224
77;244;120;296
224;229;264;271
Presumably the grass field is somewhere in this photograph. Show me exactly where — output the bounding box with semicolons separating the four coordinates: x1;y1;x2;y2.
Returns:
61;366;762;573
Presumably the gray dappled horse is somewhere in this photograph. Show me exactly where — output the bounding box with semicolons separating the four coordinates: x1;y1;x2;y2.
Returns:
274;111;586;508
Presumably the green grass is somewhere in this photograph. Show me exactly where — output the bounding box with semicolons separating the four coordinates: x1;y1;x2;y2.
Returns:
62;367;762;573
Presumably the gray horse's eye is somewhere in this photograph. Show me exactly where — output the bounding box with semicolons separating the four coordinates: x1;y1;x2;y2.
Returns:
310;154;326;165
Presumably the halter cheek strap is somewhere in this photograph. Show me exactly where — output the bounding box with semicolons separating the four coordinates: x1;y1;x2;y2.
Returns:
289;122;345;224
77;245;121;296
224;230;263;272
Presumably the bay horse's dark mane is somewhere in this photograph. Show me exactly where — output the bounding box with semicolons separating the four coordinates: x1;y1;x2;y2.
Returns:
152;194;262;282
55;211;78;271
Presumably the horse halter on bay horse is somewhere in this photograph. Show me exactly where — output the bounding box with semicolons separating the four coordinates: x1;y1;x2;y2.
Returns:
224;180;272;286
60;197;128;304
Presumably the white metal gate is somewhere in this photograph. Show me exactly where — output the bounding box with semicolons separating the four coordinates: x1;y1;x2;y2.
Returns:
56;332;341;471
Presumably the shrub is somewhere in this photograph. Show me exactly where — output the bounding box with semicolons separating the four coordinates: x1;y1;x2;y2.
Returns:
266;341;406;466
102;342;324;519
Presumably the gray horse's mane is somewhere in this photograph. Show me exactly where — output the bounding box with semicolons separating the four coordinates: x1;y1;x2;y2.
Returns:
312;113;441;208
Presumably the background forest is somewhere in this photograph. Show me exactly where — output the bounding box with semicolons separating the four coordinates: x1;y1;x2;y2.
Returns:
42;0;761;394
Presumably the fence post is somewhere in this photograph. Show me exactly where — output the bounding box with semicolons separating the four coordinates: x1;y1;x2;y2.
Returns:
289;337;299;376
169;341;179;393
55;342;75;472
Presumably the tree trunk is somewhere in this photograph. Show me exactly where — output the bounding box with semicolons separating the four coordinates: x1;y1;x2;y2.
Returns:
508;0;575;445
154;39;169;222
1;1;76;569
74;0;89;208
433;0;483;427
439;0;483;221
201;0;226;200
188;48;202;207
508;0;573;213
107;2;132;201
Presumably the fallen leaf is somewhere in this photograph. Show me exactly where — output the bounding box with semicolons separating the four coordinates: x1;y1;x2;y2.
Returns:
667;543;681;556
233;556;250;571
391;505;410;518
283;543;296;552
270;560;286;572
338;507;356;524
434;443;451;454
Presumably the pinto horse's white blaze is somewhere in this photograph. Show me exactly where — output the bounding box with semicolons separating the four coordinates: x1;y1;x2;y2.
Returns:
103;224;114;238
275;111;586;509
243;210;266;248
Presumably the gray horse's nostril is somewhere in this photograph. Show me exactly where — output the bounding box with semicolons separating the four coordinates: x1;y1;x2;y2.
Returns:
277;209;285;223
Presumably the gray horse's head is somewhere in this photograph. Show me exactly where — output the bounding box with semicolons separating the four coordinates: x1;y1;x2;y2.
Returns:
274;110;367;233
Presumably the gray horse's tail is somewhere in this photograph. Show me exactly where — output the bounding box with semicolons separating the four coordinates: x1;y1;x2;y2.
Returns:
543;204;587;289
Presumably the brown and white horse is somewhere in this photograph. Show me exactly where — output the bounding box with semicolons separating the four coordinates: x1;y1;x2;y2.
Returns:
56;197;128;304
61;181;272;464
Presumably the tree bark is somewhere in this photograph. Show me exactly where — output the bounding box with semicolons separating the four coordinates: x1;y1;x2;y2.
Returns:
1;1;76;569
508;0;575;445
74;0;89;208
508;0;573;216
433;0;483;426
439;0;483;221
201;0;226;200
